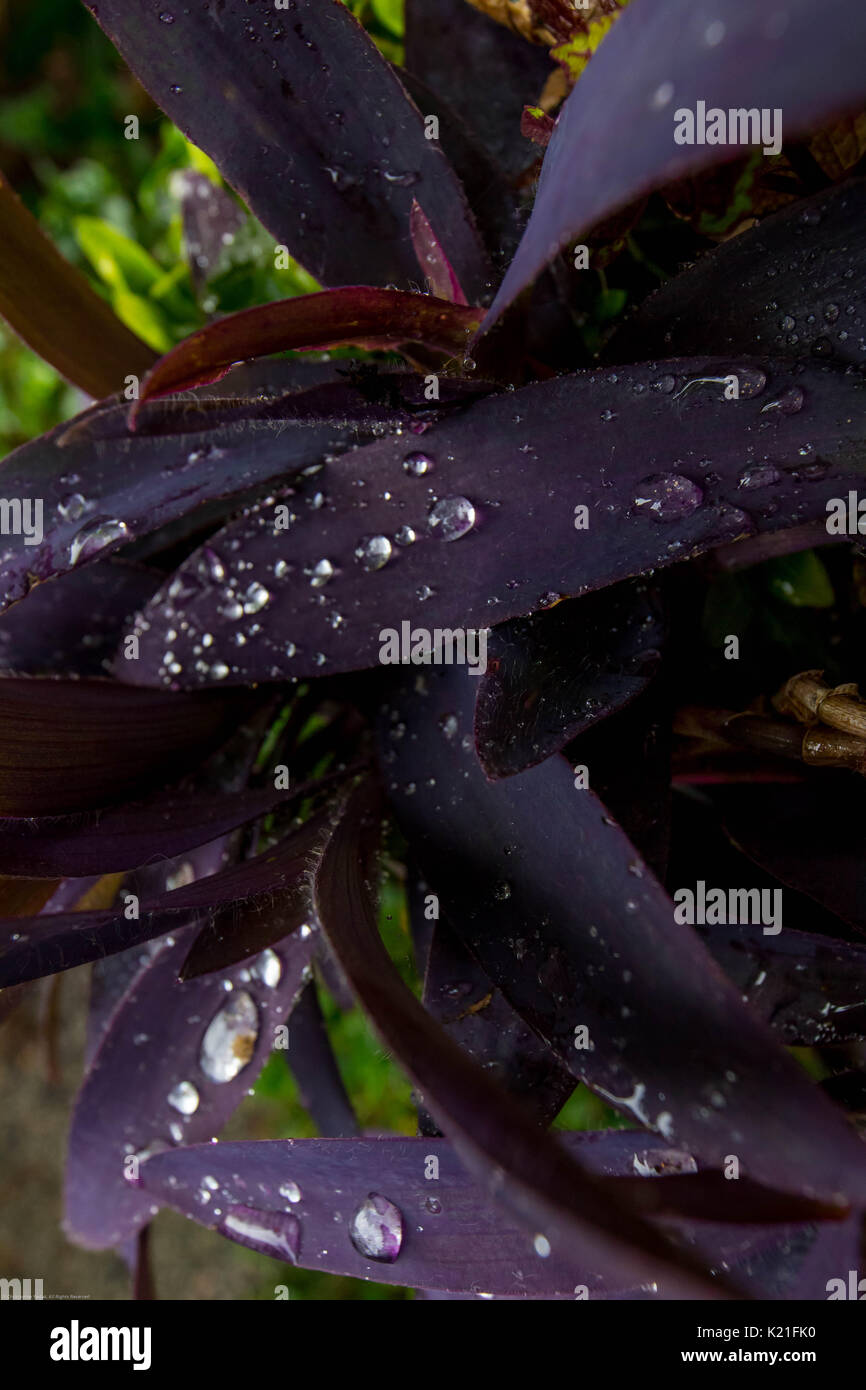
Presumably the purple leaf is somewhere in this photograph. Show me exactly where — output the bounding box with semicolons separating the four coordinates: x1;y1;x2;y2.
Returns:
131;289;482;415
82;0;489;297
0;766;346;879
0;363;479;609
65;920;317;1249
0;812;329;986
420;912;575;1130
0;675;251;816
310;778;729;1297
116;356;866;687
475;581;664;778
380;665;866;1203
0;561;160;676
611;179;866;369
134;1132;845;1297
484;0;866;328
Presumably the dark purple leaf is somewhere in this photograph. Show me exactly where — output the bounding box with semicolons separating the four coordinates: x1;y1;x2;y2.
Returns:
380;666;866;1203
0;812;329;986
484;0;866;327
131;289;482;414
65;919;317;1249
311;778;728;1298
611;179;866;369
404;0;553;182
0;362;483;609
475;580;664;778
420;912;575;1130
117;356;866;687
283;982;358;1137
0;766;346;879
134;1132;844;1298
0;561;160;677
0;675;251;816
83;0;489;297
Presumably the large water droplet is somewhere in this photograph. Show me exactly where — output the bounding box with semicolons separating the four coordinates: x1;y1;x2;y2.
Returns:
349;1193;403;1262
167;1080;200;1115
355;534;392;571
251;948;281;988
279;1181;302;1204
633;475;703;521
428;496;476;541
220;1206;300;1263
199;990;258;1082
69;517;130;566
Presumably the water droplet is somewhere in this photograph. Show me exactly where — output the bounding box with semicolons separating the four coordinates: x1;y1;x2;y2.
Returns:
159;10;175;23
199;990;259;1083
824;303;840;323
220;1206;300;1263
650;81;674;110
428;496;476;541
279;1181;302;1204
167;1080;200;1115
760;386;804;415
394;525;416;546
416;584;434;600
811;335;833;358
736;366;767;398
704;19;726;45
439;713;458;740
251;949;281;988
57;493;87;521
633;474;703;521
209;661;230;680
424;1196;442;1214
738;464;780;490
651;374;676;394
69;517;130;566
355;534;392;571
308;558;335;587
779;315;796;332
242;581;271;614
493;881;512;901
403;451;434;477
534;1234;551;1257
349;1193;403;1262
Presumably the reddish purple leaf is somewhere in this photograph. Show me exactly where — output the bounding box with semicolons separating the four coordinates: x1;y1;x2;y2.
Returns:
131;289;482;417
410;201;468;304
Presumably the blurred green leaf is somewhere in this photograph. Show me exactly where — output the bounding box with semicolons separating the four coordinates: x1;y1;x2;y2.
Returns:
766;551;835;608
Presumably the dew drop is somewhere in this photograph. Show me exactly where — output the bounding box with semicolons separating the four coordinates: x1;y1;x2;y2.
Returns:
251;949;282;988
824;303;840;323
394;525;416;546
279;1181;302;1204
167;1080;200;1115
57;493;87;521
651;374;676;394
69;517;130;566
632;1148;697;1176
308;558;335;587
199;990;259;1083
737;464;780;490
534;1234;551;1258
243;581;271;614
428;496;476;541
355;534;392;571
158;10;175;23
403;451;434;477
633;474;703;521
349;1193;403;1262
424;1196;442;1215
760;386;804;415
